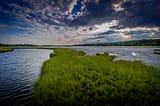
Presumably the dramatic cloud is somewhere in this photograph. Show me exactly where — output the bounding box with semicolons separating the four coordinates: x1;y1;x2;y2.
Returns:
0;0;159;45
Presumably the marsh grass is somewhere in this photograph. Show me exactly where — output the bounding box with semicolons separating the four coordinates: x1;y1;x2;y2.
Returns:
33;48;160;106
0;48;14;53
153;49;160;54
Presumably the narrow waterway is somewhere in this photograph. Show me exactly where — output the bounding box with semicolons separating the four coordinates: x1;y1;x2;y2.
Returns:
0;49;52;106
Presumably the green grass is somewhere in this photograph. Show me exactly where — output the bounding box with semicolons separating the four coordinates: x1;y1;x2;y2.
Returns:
154;49;160;54
154;51;160;54
33;48;160;106
0;48;14;53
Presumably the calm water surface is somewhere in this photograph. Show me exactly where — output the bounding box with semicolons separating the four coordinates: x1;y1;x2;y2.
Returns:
44;46;160;68
0;49;52;106
71;46;160;68
0;47;160;106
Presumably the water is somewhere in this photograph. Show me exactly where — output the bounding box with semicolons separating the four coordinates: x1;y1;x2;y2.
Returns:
0;49;52;106
41;46;160;68
43;46;160;68
70;46;160;68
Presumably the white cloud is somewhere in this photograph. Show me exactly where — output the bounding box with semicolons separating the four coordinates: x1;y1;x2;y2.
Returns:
86;20;119;34
112;0;127;12
112;3;124;12
117;33;132;40
115;27;159;32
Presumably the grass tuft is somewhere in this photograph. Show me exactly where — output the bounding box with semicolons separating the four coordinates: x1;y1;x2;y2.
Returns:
50;52;56;58
153;49;160;54
0;48;14;53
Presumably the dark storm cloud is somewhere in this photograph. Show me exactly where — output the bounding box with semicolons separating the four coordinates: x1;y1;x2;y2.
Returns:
70;0;115;26
0;0;159;44
0;0;159;27
0;0;78;26
119;0;160;27
70;0;160;27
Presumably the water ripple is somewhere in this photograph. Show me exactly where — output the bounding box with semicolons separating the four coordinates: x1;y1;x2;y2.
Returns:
0;49;52;106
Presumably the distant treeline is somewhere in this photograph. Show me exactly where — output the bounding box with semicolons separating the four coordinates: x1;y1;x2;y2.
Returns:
75;39;160;46
1;39;160;47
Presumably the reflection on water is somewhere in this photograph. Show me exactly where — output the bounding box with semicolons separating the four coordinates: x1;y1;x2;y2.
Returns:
70;46;160;68
0;49;52;106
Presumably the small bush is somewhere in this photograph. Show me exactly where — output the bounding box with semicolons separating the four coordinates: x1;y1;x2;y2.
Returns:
96;53;101;56
50;53;56;58
102;52;109;56
77;51;86;56
153;49;160;54
154;51;160;54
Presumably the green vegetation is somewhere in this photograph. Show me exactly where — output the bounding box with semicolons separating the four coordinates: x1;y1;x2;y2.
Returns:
33;48;160;106
0;48;14;53
76;39;160;46
50;52;56;58
153;49;160;54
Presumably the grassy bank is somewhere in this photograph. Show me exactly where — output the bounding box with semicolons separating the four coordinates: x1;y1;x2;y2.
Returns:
0;48;14;53
33;48;160;106
154;49;160;54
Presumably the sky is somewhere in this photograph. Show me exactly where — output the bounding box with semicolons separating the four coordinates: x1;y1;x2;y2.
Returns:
0;0;160;45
